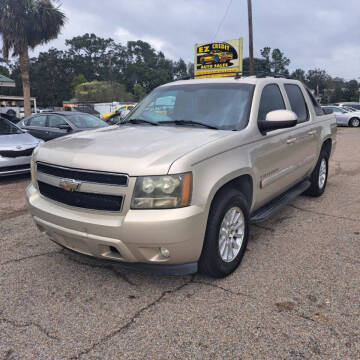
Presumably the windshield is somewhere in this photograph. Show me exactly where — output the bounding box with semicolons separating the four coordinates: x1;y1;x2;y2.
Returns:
128;83;255;130
0;118;23;135
67;114;108;129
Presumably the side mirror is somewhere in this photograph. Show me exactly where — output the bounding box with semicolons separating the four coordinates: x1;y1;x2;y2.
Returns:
57;124;72;131
322;108;333;115
258;110;297;134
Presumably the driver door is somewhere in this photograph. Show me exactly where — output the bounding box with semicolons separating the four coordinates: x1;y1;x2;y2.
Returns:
253;84;301;206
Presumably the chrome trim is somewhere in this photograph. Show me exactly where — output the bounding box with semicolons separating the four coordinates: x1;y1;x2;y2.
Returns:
36;161;129;187
36;172;126;197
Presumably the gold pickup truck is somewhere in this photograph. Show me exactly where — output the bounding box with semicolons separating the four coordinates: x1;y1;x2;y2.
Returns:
26;76;336;277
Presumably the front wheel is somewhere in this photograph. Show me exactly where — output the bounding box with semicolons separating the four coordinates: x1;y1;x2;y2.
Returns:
199;189;249;278
349;118;360;127
304;151;328;197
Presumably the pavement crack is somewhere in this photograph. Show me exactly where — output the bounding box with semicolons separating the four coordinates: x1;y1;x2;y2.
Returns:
287;204;360;222
0;316;59;340
192;280;257;300
69;275;195;359
0;208;28;221
0;250;62;267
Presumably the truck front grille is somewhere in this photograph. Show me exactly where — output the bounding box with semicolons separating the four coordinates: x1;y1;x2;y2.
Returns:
38;181;124;211
0;148;34;158
37;162;128;186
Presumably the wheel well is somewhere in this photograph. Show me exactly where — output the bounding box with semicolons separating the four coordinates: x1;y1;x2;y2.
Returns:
212;175;253;209
322;138;332;158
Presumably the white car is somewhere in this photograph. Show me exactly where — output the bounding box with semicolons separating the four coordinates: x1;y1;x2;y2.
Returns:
0;117;43;176
322;106;360;127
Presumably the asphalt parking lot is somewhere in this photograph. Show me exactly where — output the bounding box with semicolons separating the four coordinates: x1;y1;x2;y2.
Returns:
0;127;359;360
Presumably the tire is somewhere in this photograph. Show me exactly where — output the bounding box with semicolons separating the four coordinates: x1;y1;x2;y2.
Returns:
304;150;329;197
199;189;249;278
349;118;360;127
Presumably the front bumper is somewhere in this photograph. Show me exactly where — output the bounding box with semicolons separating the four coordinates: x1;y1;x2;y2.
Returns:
26;184;207;272
0;156;31;176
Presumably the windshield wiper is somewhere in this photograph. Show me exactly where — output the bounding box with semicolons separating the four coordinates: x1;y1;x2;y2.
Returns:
125;118;159;126
161;120;219;130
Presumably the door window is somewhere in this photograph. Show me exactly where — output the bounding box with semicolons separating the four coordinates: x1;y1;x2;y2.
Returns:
305;88;324;116
47;115;67;128
284;84;309;123
28;115;47;127
258;84;285;121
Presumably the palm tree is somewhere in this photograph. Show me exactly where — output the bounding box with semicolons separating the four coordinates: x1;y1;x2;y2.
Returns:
0;0;66;117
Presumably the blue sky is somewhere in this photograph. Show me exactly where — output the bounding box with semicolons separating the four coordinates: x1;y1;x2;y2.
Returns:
23;0;360;80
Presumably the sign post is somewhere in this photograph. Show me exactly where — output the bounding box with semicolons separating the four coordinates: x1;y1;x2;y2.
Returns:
194;38;243;79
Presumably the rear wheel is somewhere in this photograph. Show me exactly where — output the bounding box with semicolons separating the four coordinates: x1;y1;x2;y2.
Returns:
349;118;360;127
304;150;329;197
199;189;249;278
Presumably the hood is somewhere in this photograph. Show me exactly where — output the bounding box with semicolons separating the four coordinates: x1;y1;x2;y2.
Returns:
35;125;231;175
0;132;42;149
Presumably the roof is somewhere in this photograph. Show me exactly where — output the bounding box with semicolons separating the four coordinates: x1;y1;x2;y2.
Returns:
0;74;15;87
164;76;301;87
0;95;36;101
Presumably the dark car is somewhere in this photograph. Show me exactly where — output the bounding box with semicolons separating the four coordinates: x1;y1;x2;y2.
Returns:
18;111;108;141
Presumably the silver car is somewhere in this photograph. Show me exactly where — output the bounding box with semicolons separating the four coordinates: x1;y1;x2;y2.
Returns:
322;106;360;127
0;117;43;176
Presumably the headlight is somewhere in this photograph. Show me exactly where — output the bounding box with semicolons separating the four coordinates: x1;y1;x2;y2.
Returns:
131;173;192;209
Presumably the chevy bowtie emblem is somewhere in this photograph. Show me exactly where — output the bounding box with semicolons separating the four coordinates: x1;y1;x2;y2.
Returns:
59;179;81;192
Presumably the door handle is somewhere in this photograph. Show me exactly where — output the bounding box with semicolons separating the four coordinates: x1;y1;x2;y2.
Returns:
286;137;297;144
307;130;316;136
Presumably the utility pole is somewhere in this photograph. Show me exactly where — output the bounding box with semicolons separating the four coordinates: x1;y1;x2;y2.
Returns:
247;0;254;75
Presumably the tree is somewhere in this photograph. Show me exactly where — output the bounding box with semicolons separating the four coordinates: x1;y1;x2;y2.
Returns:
306;69;331;94
74;81;133;103
291;69;306;83
259;47;290;74
133;84;146;101
344;80;359;102
71;74;87;94
0;0;66;117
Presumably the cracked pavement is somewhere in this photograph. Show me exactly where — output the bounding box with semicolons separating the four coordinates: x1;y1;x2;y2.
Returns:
0;128;359;359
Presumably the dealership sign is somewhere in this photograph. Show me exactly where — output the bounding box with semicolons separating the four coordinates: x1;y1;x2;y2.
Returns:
194;38;243;78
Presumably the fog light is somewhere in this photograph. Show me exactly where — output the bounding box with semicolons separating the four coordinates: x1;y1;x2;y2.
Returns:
160;247;170;258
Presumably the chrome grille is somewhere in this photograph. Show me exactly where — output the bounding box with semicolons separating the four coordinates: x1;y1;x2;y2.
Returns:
36;162;128;211
36;162;128;186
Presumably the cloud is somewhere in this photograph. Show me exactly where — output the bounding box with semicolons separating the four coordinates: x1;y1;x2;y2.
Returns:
4;0;360;80
114;27;167;52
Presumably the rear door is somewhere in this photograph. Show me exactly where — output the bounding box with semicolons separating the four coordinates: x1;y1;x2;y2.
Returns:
283;83;318;181
46;114;72;139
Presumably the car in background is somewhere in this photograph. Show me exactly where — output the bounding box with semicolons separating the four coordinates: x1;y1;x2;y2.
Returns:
334;102;360;111
322;106;360;127
18;112;109;141
102;104;136;121
106;109;133;125
0;117;43;176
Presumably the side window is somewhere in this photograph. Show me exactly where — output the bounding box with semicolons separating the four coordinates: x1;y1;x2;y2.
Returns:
284;84;309;123
258;84;285;121
305;88;324;116
47;115;67;128
28;115;47;127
